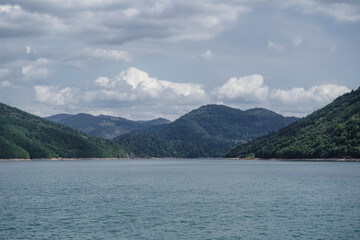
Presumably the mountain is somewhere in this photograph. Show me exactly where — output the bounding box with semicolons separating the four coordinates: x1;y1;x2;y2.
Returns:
0;102;126;159
45;114;170;140
226;88;360;159
116;105;298;157
136;118;170;125
46;113;74;122
115;133;211;158
115;134;178;158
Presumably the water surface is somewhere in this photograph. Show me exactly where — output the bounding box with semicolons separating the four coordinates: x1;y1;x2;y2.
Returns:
1;159;359;239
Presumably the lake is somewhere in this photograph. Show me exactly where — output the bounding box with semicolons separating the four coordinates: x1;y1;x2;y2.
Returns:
0;159;359;239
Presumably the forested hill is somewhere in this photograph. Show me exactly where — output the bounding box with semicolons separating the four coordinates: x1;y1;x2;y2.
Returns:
226;88;360;159
158;105;298;145
0;102;126;159
46;113;170;140
115;105;298;157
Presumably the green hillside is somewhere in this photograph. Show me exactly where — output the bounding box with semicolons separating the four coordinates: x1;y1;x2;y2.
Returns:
115;134;177;158
156;105;297;156
115;105;298;157
226;88;360;159
46;113;170;140
115;133;213;158
0;102;126;159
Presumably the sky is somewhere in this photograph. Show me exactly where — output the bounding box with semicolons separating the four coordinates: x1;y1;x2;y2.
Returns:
0;0;359;121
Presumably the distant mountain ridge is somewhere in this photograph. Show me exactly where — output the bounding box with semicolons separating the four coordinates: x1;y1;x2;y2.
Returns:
116;105;298;157
158;105;298;142
226;87;360;159
0;102;126;159
45;113;171;140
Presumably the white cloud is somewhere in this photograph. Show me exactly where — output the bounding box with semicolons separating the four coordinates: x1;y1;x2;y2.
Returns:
94;76;110;87
34;85;78;105
81;48;132;62
26;45;31;54
0;4;21;13
216;74;269;102
292;36;303;47
270;84;350;105
34;67;207;107
86;67;206;101
0;80;13;87
32;67;209;119
200;49;213;61
122;8;140;19
214;74;351;116
0;4;66;39
2;1;248;44
31;69;352;119
22;65;53;80
268;41;285;51
287;0;360;22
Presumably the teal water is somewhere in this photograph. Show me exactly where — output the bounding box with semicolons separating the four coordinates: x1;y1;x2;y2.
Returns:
0;159;359;239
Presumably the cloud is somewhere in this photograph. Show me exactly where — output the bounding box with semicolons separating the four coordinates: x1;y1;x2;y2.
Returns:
0;1;249;44
32;67;209;120
21;65;53;80
122;8;140;19
214;73;350;116
270;84;350;105
0;4;66;39
8;58;55;81
32;69;352;119
26;45;31;54
34;85;78;105
216;74;269;102
0;4;20;13
85;67;206;102
292;36;303;47
287;0;360;22
34;67;207;109
268;41;285;51
200;49;213;61
0;80;13;88
81;48;132;62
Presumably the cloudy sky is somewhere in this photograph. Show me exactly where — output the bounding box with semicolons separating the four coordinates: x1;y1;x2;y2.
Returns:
0;0;359;120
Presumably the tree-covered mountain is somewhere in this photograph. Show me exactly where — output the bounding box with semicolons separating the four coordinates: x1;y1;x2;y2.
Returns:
116;105;298;157
0;102;126;159
159;105;297;141
115;133;214;158
115;134;177;158
226;88;360;159
46;113;170;139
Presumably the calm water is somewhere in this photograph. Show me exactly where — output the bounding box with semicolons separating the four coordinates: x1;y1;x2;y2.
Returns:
0;159;359;239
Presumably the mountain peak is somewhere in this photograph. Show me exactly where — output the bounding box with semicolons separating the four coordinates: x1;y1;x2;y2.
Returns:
157;104;298;156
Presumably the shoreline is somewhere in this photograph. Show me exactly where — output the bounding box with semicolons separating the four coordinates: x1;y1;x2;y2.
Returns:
225;157;360;162
1;157;359;162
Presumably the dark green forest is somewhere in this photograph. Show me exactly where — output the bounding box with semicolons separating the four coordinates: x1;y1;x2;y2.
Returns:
116;105;298;157
0;102;126;159
226;88;360;159
115;133;220;158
